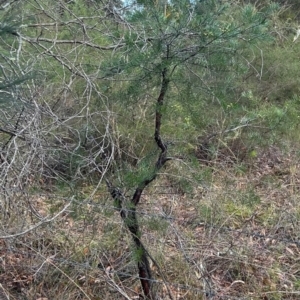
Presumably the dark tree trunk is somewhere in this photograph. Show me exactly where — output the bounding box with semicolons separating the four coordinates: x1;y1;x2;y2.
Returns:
106;68;171;299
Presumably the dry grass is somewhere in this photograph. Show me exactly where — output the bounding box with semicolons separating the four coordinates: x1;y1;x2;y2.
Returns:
1;145;300;299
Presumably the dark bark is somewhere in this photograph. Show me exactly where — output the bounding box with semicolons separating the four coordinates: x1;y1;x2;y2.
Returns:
155;67;169;154
106;180;154;299
106;68;171;299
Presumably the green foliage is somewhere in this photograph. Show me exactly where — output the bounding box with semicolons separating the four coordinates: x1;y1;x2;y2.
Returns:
108;0;278;176
146;216;168;234
0;17;33;104
240;188;261;208
3;1;300;298
132;245;144;263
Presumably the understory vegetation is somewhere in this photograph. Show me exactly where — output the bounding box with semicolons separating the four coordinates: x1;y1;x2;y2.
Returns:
1;0;300;299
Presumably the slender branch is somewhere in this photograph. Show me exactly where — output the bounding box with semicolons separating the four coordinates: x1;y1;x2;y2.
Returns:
106;179;153;299
21;17;106;28
0;127;25;141
0;201;72;239
106;64;172;300
155;68;169;153
23;36;124;51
